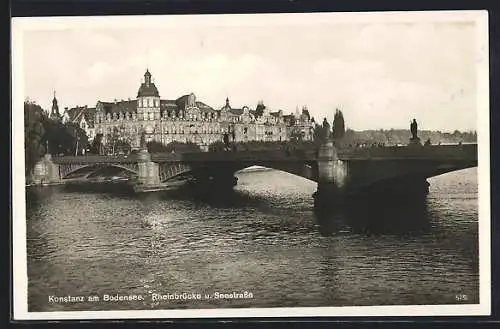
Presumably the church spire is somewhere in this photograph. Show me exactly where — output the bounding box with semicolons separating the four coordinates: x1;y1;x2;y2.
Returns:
50;90;61;121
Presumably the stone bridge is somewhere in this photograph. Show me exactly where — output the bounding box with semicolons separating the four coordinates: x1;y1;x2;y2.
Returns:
30;142;478;200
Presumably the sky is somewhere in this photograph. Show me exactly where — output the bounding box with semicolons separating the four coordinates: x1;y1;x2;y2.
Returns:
18;12;487;132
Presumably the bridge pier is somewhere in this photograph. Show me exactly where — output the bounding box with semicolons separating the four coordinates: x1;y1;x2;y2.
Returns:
31;154;61;185
135;149;160;191
314;140;349;206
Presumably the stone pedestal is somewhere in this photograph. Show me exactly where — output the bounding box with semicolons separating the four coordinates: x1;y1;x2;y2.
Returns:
408;137;422;147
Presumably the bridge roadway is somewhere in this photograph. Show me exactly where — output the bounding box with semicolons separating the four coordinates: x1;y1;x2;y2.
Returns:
31;143;477;198
51;143;478;164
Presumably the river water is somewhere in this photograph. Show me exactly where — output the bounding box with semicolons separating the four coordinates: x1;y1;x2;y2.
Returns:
25;168;479;312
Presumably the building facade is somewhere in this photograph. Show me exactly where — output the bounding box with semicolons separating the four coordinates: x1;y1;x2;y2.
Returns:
62;105;96;141
62;69;314;151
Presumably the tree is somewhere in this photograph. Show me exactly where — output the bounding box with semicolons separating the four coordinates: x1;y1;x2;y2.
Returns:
332;108;346;139
90;133;104;154
255;101;266;117
65;122;89;155
146;141;169;153
104;126;130;155
43;119;84;156
290;127;303;142
208;141;226;152
160;141;201;153
24;101;46;176
313;123;326;145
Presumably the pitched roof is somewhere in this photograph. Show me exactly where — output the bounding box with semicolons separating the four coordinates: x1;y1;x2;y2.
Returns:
64;107;82;122
82;108;96;128
99;100;137;114
64;106;96;128
160;99;177;108
229;108;244;115
196;101;215;112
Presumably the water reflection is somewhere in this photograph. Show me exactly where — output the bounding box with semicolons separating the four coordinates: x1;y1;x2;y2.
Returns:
314;195;431;236
24;168;479;311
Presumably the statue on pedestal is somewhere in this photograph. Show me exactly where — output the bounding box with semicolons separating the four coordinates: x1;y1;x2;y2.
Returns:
410;119;418;139
409;118;422;146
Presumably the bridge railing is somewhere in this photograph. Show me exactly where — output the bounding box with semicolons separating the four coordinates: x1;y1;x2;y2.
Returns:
52;155;139;164
153;150;314;162
337;144;477;160
49;143;477;164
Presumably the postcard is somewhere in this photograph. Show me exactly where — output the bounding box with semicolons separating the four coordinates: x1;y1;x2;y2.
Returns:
12;10;490;320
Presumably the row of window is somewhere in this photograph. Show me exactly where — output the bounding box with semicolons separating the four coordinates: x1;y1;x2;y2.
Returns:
138;98;160;108
100;127;225;135
140;112;218;121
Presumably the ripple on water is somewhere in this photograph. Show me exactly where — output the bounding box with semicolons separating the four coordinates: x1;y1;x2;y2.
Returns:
26;168;480;311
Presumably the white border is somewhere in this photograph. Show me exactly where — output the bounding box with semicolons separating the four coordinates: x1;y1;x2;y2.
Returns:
11;10;491;320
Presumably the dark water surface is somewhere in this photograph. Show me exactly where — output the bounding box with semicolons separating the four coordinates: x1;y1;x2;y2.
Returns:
26;168;479;311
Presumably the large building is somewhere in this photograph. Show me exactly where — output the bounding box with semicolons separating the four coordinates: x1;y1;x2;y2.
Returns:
61;69;314;151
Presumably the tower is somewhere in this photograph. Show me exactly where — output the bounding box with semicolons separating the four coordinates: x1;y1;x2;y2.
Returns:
49;91;61;121
137;69;161;121
144;69;152;86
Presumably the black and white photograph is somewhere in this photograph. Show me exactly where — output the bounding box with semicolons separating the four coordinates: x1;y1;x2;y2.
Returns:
12;11;490;320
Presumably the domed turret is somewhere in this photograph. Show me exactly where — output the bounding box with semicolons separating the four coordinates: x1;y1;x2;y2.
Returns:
137;69;160;98
220;97;231;111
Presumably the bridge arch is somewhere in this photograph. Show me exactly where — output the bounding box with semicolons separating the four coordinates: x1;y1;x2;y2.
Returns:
158;163;193;182
347;160;477;193
157;160;318;183
233;161;318;182
61;163;139;179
